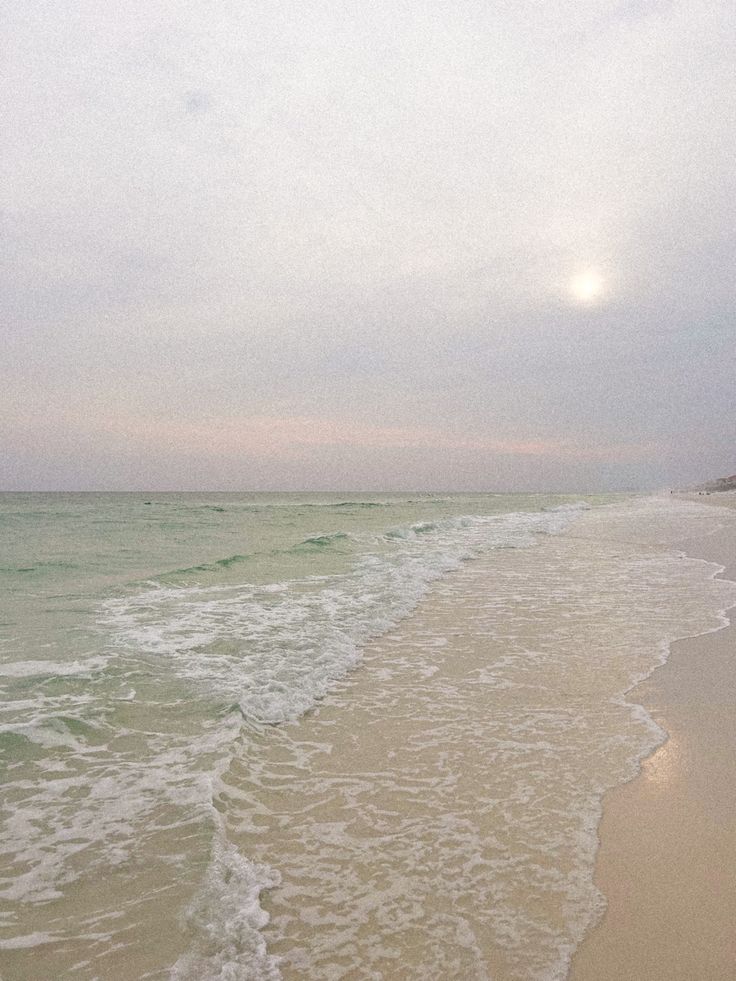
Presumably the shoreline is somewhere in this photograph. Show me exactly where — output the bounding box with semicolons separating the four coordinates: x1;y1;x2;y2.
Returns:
570;497;736;980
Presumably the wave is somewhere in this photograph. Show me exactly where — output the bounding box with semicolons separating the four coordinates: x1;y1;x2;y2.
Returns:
142;498;406;512
385;521;439;540
142;502;226;512
213;554;250;568
280;498;452;509
160;554;254;577
154;535;357;579
0;561;80;574
292;531;352;550
100;508;584;725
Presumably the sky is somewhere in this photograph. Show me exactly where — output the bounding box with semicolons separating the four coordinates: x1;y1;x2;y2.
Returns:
2;0;735;491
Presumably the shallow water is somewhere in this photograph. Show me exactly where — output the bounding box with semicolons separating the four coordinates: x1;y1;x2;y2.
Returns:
1;493;733;979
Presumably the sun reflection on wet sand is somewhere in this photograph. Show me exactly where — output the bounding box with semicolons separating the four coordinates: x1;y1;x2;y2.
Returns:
640;728;683;794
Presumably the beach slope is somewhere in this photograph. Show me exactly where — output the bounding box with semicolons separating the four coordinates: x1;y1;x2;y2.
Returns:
571;497;736;980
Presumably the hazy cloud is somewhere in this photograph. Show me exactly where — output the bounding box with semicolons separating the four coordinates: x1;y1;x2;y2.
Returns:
2;0;734;489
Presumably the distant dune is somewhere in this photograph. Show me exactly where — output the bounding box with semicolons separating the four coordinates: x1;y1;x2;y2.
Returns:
689;473;736;493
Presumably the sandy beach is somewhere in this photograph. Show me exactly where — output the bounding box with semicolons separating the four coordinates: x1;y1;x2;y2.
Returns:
570;494;736;980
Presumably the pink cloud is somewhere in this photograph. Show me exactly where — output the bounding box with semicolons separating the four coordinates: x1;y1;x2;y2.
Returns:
67;411;653;463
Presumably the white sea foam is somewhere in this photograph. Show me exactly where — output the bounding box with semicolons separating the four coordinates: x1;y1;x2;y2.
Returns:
171;827;282;981
0;931;60;949
0;656;109;678
543;500;593;513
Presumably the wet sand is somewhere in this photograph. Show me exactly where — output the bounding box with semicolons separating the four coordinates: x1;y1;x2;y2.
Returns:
570;496;736;980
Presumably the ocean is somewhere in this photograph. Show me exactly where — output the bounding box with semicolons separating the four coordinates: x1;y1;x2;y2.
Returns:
1;492;734;980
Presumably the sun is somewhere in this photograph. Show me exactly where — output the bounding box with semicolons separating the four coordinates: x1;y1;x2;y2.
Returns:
568;268;607;306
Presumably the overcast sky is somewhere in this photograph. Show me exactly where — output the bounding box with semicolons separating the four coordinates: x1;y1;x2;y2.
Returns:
3;0;734;490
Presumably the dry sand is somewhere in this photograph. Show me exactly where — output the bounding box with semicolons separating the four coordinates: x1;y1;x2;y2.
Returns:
570;496;736;980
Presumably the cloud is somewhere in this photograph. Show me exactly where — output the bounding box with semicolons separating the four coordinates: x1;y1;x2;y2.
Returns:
183;90;213;115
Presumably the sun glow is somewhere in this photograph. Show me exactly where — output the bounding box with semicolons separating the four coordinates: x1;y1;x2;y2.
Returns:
568;268;607;306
